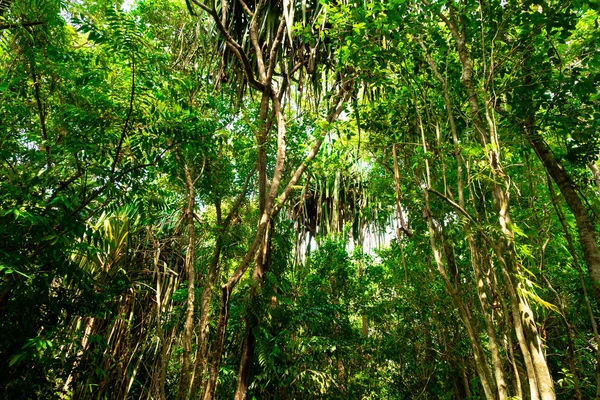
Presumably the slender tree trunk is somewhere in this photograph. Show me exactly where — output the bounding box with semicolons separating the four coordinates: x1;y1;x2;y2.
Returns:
501;294;523;399
153;244;167;400
201;212;270;400
548;177;600;397
28;56;51;166
202;284;232;400
542;274;583;399
234;316;257;400
189;169;255;398
201;74;350;400
203;87;279;400
435;8;555;398
423;191;497;399
189;240;222;397
419;50;508;395
62;317;95;395
468;240;508;399
232;83;274;399
525;126;600;306
177;160;197;400
416;99;497;398
234;222;271;400
392;143;412;238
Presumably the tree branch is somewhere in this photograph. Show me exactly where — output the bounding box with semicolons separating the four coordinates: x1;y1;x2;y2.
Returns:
248;0;269;83
112;53;136;174
266;15;287;83
190;0;264;91
0;21;44;30
223;166;256;228
427;188;478;226
273;78;353;215
235;0;254;17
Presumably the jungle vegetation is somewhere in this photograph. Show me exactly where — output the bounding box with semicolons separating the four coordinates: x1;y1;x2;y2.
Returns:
1;0;599;398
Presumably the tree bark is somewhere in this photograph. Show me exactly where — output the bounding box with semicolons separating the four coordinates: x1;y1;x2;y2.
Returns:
434;7;556;398
423;190;497;399
233;221;272;400
525;127;600;306
468;240;508;399
177;160;197;400
189;239;222;397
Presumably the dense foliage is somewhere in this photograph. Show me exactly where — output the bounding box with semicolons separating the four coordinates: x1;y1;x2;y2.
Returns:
1;0;599;399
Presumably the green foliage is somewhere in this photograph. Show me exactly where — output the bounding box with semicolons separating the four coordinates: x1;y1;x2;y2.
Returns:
1;0;599;398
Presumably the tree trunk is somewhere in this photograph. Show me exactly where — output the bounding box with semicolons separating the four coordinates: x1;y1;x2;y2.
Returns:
189;240;222;397
234;317;257;400
468;239;508;399
202;283;232;400
190;170;255;397
541;274;583;399
548;177;600;397
437;9;556;398
200;76;350;400
153;243;168;400
177;160;197;400
525;127;600;306
423;191;498;400
234;221;272;400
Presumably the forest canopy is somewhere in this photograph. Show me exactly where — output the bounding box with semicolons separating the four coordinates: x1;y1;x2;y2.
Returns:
1;0;600;398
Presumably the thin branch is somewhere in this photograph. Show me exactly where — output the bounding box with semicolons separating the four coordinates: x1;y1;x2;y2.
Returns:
428;188;478;226
45;170;84;206
190;0;264;91
266;15;287;83
112;54;136;174
249;0;269;82
223;166;256;228
273;79;353;214
0;21;44;30
56;145;173;229
427;187;511;270
235;0;254;17
265;90;288;211
193;213;203;226
30;57;50;163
